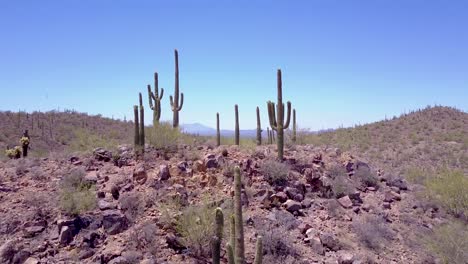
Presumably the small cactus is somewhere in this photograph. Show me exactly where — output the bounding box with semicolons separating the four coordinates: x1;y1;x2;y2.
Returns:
235;105;240;145
147;72;164;127
226;243;235;264
256;107;261;146
216;113;221;147
170;49;184;128
267;69;291;160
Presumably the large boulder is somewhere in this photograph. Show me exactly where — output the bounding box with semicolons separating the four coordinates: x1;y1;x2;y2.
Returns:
102;210;128;235
159;165;171;181
93;148;112;162
283;199;302;213
132;163;147;184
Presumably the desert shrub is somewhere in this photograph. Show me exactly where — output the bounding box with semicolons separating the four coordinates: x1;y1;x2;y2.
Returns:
424;169;468;218
128;221;158;256
354;165;379;188
159;195;184;229
68;128;118;153
120;192;143;224
29;167;47;181
330;176;355;198
405;166;430;185
260;159;290;185
353;215;394;250
222;162;236;178
260;225;298;260
273;209;300;231
175;198;216;257
328;164;348;179
58;168;96;216
423;220;468;264
147;122;181;150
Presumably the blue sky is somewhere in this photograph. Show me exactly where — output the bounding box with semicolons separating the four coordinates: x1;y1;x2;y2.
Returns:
0;0;467;130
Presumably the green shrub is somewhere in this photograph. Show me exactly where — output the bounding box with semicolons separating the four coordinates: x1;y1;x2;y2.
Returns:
353;215;394;250
423;220;468;264
424;169;468;218
405;166;430;185
260;159;290;185
58;168;96;215
147;122;181;150
175;198;216;257
68;128;118;153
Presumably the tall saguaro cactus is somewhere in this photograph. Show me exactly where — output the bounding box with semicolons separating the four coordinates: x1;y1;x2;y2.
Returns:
133;105;140;147
139;93;145;148
212;208;224;264
216;113;221;147
170;49;184;128
256;107;261;146
148;72;164;127
267;127;271;144
235;105;240;145
267;69;291;160
234;167;245;263
292;109;297;143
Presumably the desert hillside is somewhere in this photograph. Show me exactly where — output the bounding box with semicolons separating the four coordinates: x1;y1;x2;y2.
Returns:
0;106;466;264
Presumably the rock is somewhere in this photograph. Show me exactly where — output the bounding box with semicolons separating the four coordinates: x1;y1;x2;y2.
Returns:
272;192;288;203
383;202;391;209
177;161;188;172
140;258;157;264
159;165;171;181
193;160;206;173
109;256;129;264
98;200;117;210
166;233;186;252
384;190;401;203
285;187;301;200
337;196;353;209
205;157;218;169
84;171;99;183
59;226;74;245
12;250;30;264
0;240;16;263
79;248;95;260
319;233;341;251
24;257;40;264
133;163;147;184
23;226;45;238
283;199;302;213
93;148;112;162
110;185;120;200
348;191;363;205
337;250;355;264
102;210;128;235
386;175;408;190
298;223;312;234
308;236;325;256
301;198;313;208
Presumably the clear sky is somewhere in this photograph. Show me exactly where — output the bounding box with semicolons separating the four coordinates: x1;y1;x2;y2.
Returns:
1;0;467;130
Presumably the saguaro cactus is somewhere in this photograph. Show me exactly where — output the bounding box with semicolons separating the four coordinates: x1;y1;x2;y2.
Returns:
170;49;184;128
267;69;291;160
292;109;297;143
235;105;240;145
254;236;263;264
134;105;140;147
216;113;221;146
148;72;164;127
256;107;261;146
234;167;245;263
267;127;271;144
212;207;224;264
139;93;145;148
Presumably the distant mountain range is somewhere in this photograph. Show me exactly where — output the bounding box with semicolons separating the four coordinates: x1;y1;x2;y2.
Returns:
180;123;325;137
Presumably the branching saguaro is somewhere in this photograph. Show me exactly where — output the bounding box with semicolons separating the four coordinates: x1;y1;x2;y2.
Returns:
170;49;184;128
148;72;164;127
216;112;221;147
256;107;262;146
235;105;240;145
212;167;263;264
267;69;291;160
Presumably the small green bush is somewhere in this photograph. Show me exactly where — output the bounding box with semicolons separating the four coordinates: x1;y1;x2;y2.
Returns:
58;168;96;216
68;128;118;154
353;215;394;250
424;169;468;218
147;122;181;150
260;159;290;185
423;220;468;264
120;192;143;224
175;198;216;257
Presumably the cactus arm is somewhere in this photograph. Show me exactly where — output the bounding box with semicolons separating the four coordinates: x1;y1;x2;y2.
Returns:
133;105;139;147
147;85;155;110
177;92;184;111
283;101;292;129
159;88;164;100
230;214;236;259
267;102;278;130
169;95;174;109
212;208;224;264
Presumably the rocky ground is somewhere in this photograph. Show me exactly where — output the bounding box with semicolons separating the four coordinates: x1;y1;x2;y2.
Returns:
0;144;449;264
